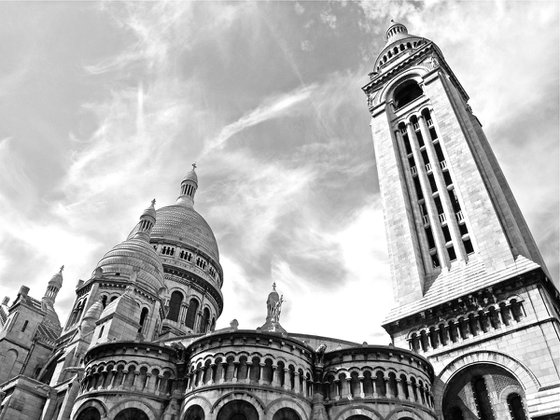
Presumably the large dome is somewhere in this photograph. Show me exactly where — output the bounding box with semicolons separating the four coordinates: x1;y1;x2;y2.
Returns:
150;204;220;262
95;237;165;294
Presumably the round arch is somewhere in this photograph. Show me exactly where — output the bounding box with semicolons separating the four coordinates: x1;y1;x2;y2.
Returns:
377;68;428;105
216;400;258;420
385;407;424;420
439;361;529;420
333;405;383;420
211;392;266;418
272;407;301;420
182;396;213;420
115;408;149;420
72;399;108;420
107;400;157;420
184;404;205;420
75;407;101;420
434;350;539;413
266;398;309;420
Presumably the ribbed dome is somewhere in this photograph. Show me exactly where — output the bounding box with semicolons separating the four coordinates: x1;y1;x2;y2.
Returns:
151;204;219;262
95;238;165;293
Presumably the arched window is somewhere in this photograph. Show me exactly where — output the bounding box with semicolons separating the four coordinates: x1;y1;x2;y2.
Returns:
217;400;258;420
346;416;370;420
272;407;301;420
394;80;423;109
507;393;528;420
114;408;149;420
472;376;495;420
201;308;210;332
138;308;149;333
185;404;205;420
186;298;199;329
167;291;183;322
76;407;101;420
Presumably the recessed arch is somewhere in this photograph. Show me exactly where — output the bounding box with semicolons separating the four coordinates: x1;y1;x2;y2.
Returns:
434;349;540;414
216;400;258;420
184;404;205;420
334;405;383;420
115;408;149;420
167;290;184;322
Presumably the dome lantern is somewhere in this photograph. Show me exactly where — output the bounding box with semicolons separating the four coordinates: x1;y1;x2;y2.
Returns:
177;163;198;207
43;265;64;303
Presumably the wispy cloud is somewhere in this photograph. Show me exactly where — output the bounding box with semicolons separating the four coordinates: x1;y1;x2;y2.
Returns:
201;84;317;155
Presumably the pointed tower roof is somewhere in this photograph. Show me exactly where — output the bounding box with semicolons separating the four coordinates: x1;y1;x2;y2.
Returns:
48;265;64;289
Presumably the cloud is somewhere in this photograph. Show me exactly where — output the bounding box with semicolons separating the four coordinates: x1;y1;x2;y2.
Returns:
201;84;317;155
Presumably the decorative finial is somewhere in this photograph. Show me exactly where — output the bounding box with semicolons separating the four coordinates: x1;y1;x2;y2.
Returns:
151;198;156;207
60;265;64;273
192;162;197;170
390;18;394;23
272;282;276;291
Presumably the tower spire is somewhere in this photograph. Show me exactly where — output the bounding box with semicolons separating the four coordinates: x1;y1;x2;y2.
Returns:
176;163;199;207
43;265;64;304
131;200;157;241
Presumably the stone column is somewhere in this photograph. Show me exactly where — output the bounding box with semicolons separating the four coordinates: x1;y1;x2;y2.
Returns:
283;369;290;391
294;372;302;394
419;113;466;262
221;362;228;383
334;379;341;400
384;376;392;398
209;364;216;385
407;381;414;402
406;122;448;267
372;378;378;398
272;365;280;387
258;363;265;385
397;379;405;400
232;362;239;383
358;376;365;398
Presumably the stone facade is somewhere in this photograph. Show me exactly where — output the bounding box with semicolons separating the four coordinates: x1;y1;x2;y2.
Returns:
0;22;558;420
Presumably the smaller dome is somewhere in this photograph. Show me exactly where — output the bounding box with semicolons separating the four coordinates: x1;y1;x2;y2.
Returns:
385;21;409;44
48;266;64;288
182;164;198;185
95;238;165;294
142;199;157;220
83;301;103;321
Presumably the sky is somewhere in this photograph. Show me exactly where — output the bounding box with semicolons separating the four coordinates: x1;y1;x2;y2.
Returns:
0;1;557;344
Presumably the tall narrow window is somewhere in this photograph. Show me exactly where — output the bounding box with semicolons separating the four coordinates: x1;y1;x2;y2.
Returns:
507;393;528;420
185;298;199;329
425;227;436;249
472;376;495;420
167;291;183;322
201;308;210;333
21;320;28;332
138;308;149;333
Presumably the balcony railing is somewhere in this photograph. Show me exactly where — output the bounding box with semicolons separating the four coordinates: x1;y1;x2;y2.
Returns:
456;211;464;223
439;160;447;170
438;213;447;223
422;215;429;224
427;119;433;127
425;162;432;172
413;122;420;131
411;166;417;176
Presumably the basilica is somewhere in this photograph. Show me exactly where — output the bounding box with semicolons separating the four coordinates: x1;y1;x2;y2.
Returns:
0;22;559;420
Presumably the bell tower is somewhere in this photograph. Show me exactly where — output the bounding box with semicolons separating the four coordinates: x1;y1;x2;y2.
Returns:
363;22;560;419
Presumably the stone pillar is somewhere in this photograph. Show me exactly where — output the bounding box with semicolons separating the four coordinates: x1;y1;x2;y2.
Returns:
407;381;415;402
258;363;264;386
372;378;378;398
272;365;280;387
209;364;216;385
334;379;341;400
384;376;393;398
397;379;405;400
295;372;302;394
406;121;449;267
283;369;290;391
419;113;466;262
232;362;239;383
358;376;365;398
221;362;228;383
